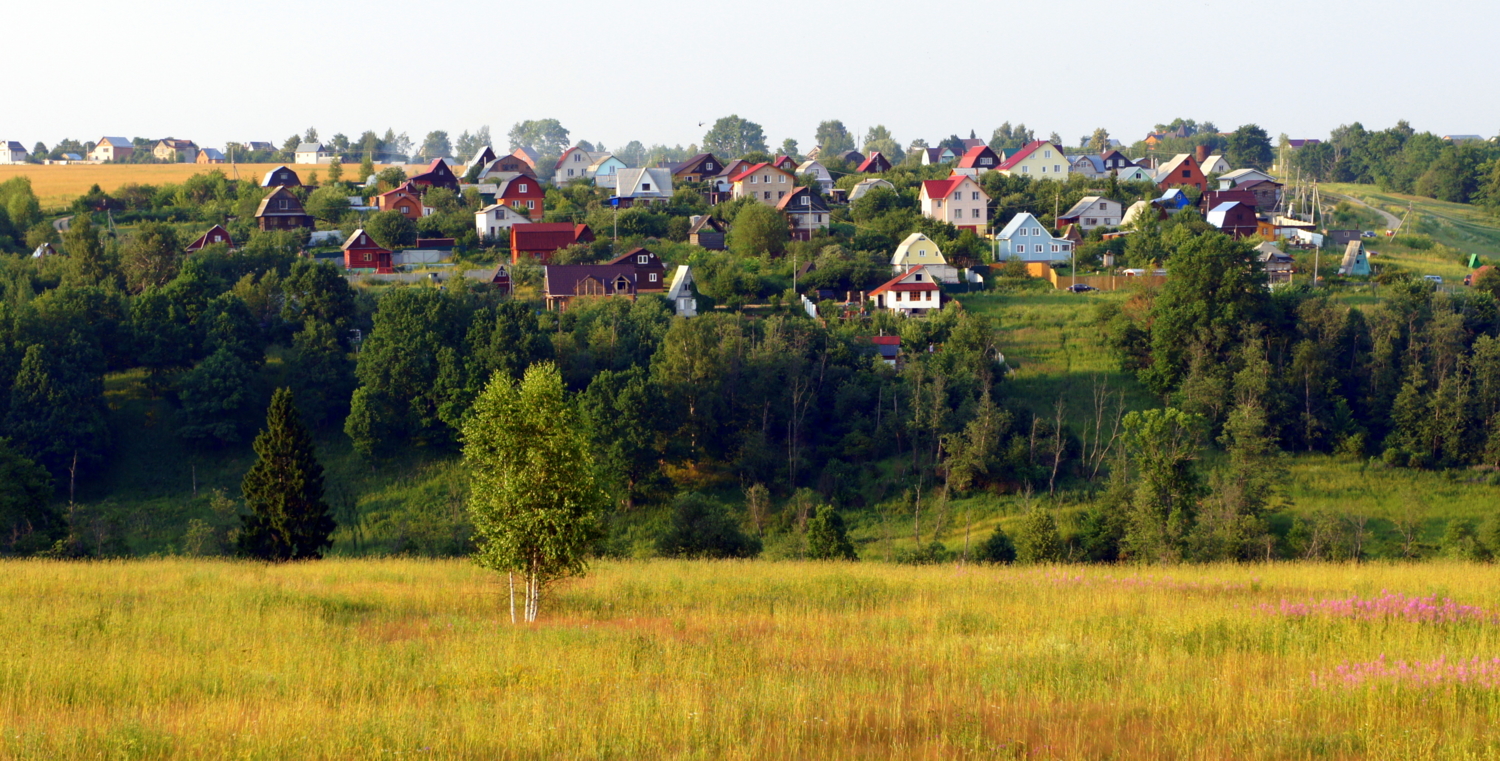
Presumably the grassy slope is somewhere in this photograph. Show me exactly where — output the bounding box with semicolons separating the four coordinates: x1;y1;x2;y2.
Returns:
1324;183;1500;278
4;558;1500;760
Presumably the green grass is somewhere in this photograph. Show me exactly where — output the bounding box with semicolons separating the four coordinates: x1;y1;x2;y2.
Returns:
1324;183;1500;269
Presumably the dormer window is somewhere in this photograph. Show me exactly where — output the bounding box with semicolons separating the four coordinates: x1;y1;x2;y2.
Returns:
705;163;714;170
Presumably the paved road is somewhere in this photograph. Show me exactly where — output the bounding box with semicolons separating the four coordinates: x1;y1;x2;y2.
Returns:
52;215;72;232
1325;191;1401;229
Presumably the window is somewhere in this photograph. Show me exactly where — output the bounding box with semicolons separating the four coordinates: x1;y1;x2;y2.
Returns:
1052;244;1059;253
779;174;786;183
971;191;980;200
778;191;785;199
526;200;535;209
914;274;923;281
1044;150;1052;158
1054;165;1061;173
1086;218;1095;225
749;175;757;184
1183;169;1191;178
980;158;992;166
972;208;980;218
705;163;714;170
649;273;657;282
896;291;903;301
1041;166;1048;173
642;183;651;191
574;153;583;162
763;175;770;183
567;169;574;176
764;191;771;200
1099;203;1108;211
519;184;528;192
637;254;648;264
1020;228;1028;236
1022;166;1029;174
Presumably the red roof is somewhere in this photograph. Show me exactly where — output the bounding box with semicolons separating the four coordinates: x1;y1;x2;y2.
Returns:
871;336;900;345
511;223;593;251
870;266;942;296
921;177;964;200
996;140;1049;171
956;145;1000;168
727;162;772;183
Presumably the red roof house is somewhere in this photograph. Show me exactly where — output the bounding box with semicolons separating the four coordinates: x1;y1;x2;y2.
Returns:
342;229;393;273
510;223;595;264
496;175;545;220
869;266;943;315
375;181;427;221
856;152;892;173
955;145;1002;175
185;224;231;252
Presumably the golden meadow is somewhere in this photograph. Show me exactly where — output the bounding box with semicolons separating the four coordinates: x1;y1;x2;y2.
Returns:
4;559;1500;759
0;164;400;208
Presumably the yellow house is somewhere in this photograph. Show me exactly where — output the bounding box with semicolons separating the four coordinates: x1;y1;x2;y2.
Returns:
890;233;959;283
729;162;797;206
996;140;1070;179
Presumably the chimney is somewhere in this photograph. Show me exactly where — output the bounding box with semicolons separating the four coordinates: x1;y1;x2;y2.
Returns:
1195;145;1210;163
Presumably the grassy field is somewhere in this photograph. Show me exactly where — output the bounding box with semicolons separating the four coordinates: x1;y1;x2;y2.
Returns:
0;163;397;208
4;558;1500;760
1324;184;1500;269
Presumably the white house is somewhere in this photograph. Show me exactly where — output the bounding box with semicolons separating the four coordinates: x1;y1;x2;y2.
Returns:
1070;155;1108;178
797;160;834;193
849;177;895;201
994;213;1072;263
919;174;989;232
869;266;943;315
475;203;532;240
295;143;331;164
890;233;960;283
1057;196;1122;231
666;265;699;317
0;141;28;164
615;167;674;205
586;154;629;188
1200;155;1231;176
553;146;609;184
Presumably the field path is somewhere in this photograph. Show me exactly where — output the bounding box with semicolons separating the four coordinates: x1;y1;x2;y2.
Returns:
53;215;71;232
1324;190;1401;229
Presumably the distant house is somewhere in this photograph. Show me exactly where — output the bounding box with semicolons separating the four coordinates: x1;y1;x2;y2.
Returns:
0;141;27;164
797;160;834;193
255;186;314;231
89;136;134;162
261;165;301;188
1154;153;1207;192
466;146;498;179
376;181;430;221
890;232;959;283
871;335;900;366
1201;189;1258;213
920;146;958;165
554;145;609;184
1339;241;1372;276
153;139;198;163
494;175;545;220
1100;150;1136;172
408;159;460;193
771;155;799;172
1218;168;1276;189
246;141;276;153
1157;188;1193;211
30;242;57;258
665;265;699;317
1115;165;1155;182
776;186;830;241
1200;154;1231;176
510;146;541;171
1070;154;1108;179
614;167;674;207
1257;242;1295;284
837;150;866;165
996;140;1070;178
729;162;797;205
849;177;895;201
688;215;727;250
1285;139;1321;149
510;223;594;264
667;153;724;183
1206;202;1259;238
480;154;539;180
856;152;892;173
541;264;643;310
185;224;232;252
342;229;393;273
605;248;668;291
1057;196;1123;230
1444;135;1486;143
1121;199;1165;228
919;174;989;232
994;213;1072;263
475;203;532;240
1229;178;1283;212
196;148;225;164
587;154;629;188
869;266;942;315
294;143;331;164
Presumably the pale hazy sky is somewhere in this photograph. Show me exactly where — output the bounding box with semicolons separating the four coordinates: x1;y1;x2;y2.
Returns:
8;0;1497;153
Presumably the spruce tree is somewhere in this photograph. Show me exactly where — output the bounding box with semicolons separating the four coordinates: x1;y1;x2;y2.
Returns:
1014;509;1063;564
239;388;336;561
806;505;857;560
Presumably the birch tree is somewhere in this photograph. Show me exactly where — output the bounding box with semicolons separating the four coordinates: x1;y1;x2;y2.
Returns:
463;363;604;623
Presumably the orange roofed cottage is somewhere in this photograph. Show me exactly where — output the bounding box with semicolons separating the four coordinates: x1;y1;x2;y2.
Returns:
376;181;429;221
869;266;943;315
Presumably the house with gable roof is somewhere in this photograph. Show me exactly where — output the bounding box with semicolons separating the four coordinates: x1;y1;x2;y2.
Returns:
1218;168;1276;189
153;139;198;163
919;175;989;232
1115;165;1155;182
376;181;431;221
510;223;594;264
554;145;610;184
996;140;1070;178
196;148;226;164
185;225;232;252
587;154;629;188
890;233;959;283
688;215;727;249
953;145;1002;177
466;146;498;179
409;159;460;193
850;177;895;201
771;155;799;172
1206;202;1259;238
0;141;27;164
89;136;134;162
919;146;958;165
255;186;314;231
869;266;943;315
1200;154;1231;176
295;143;331;164
797;160;834;193
1070;155;1108;178
605;247;668;291
1057;196;1123;231
1154;153;1207;192
614;168;674;207
994;213;1072;263
475;203;531;240
776;186;830;240
667;153;724;184
342;229;393;273
494;175;545;220
857;152;892;173
261;165;301;188
729;162;797;205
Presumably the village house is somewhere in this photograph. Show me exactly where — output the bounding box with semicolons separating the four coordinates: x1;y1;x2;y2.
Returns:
953;145;1002;177
261;165;301;188
408;159;460;193
890;232;959;283
89;136;134;162
196;148;225;164
688;215;727;250
1235;179;1284;212
541;264;640;310
667;153;724;183
587;154;629;188
494;175;545;220
466;146;497;178
849;178;895;201
919;146;958;165
605;248;668;291
1057;196;1123;230
0;141;27;164
185;224;232;252
994;213;1072;263
246;141;276;153
342;229;393;273
1217;168;1275;189
771;155;799;172
475;203;532;240
1154;153;1207;192
856;152;892;173
777;186;830;240
1070;155;1108;178
255;186;314;231
294;142;331;164
729;162;797;205
1115;165;1155;182
554;146;608;183
1200;154;1231;176
510;146;541;171
614;168;674;207
152;139;198;163
869;266;942;315
919;175;989;232
510;223;594;264
797;160;834;193
665;265;699;317
480;153;539;180
996;140;1070;178
1206;201;1259;238
375;181;430;221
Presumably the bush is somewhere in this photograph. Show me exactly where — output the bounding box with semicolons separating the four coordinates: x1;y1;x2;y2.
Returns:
978;525;1016;563
655;493;761;559
895;541;952;565
1014;509;1063;563
806;505;857;560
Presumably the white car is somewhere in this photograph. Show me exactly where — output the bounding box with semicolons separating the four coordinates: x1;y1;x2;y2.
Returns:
1424;275;1443;284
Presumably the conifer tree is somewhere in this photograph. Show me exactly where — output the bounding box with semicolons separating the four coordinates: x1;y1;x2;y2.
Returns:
1015;509;1063;564
239;388;336;561
806;505;857;560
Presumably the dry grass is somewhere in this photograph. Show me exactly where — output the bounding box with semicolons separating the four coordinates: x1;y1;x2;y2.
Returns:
3;558;1500;759
0;163;396;208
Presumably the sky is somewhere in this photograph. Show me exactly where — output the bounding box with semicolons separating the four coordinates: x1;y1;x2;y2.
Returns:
8;0;1498;154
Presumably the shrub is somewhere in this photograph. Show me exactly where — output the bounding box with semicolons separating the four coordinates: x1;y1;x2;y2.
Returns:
895;541;952;565
655;493;760;559
978;525;1016;563
806;505;857;561
1014;509;1063;564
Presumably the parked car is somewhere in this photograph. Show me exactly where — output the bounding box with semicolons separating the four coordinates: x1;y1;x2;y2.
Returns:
1066;283;1097;293
1361;231;1377;238
1424;275;1443;284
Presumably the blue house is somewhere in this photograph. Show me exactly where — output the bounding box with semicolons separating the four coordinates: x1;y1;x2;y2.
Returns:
993;213;1072;263
1158;188;1192;212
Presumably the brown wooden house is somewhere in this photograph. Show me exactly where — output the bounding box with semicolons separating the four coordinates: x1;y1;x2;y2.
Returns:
510;223;595;264
408;159;460;193
185;224;232;252
261;165;302;188
255;187;314;231
376;181;427;221
542;264;641;310
605;247;668;291
668;153;725;183
688;215;726;250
